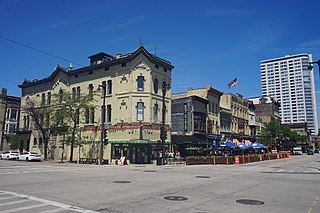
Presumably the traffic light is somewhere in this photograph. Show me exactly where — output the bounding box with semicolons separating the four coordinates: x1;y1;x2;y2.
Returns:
103;129;108;144
160;128;167;141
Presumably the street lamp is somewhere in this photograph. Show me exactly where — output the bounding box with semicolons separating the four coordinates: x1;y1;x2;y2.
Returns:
160;81;170;165
308;59;320;78
98;84;107;165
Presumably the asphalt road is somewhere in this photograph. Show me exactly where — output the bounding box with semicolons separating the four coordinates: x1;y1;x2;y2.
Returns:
0;154;319;213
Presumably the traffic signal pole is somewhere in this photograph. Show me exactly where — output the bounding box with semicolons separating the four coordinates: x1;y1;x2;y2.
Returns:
161;84;167;165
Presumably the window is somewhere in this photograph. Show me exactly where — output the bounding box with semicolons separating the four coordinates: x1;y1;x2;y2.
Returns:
90;107;95;123
163;68;167;72
88;84;93;98
105;67;109;71
154;78;159;94
33;138;37;146
72;87;76;100
121;63;127;67
137;76;144;91
85;108;90;124
155;64;159;69
75;74;78;78
8;124;15;134
153;103;158;122
23;115;30;130
47;92;51;105
39;138;43;146
89;71;93;75
76;86;81;100
41;93;45;106
107;80;112;95
9;109;17;120
102;81;106;96
107;104;112;123
137;102;144;121
59;89;63;103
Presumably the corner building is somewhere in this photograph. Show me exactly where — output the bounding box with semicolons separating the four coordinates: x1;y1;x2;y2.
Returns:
261;54;318;135
18;46;173;164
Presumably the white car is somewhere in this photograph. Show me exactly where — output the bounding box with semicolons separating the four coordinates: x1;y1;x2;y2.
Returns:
17;152;41;161
0;151;19;160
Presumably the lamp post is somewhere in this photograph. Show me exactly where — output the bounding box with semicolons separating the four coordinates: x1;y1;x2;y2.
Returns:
160;82;170;165
308;59;320;78
98;84;107;165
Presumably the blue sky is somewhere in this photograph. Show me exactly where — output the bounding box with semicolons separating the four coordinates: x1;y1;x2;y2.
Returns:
1;0;320;101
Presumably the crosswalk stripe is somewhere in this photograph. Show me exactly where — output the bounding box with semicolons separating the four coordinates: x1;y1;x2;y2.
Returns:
1;203;48;213
0;196;15;200
41;208;67;213
0;199;30;207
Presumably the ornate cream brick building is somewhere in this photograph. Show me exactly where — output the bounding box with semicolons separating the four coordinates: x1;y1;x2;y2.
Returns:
18;46;173;164
220;93;249;136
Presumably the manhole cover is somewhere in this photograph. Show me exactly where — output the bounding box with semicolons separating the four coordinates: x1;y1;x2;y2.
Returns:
236;199;265;205
113;181;132;184
164;196;188;201
195;176;210;178
144;170;157;172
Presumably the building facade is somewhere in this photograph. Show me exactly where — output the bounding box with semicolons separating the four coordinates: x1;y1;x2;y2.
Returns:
0;88;21;151
18;46;173;164
220;93;249;136
186;86;223;136
247;96;281;125
261;54;318;135
171;94;208;157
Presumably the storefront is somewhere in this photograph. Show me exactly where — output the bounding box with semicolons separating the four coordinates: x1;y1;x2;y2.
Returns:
110;140;171;164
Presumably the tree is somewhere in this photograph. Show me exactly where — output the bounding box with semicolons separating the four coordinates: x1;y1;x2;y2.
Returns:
23;97;52;160
50;90;97;162
7;134;22;150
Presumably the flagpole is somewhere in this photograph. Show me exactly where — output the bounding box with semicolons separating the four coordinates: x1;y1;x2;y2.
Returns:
236;76;238;94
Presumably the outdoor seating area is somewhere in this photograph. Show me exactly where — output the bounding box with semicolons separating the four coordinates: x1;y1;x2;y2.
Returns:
185;152;291;165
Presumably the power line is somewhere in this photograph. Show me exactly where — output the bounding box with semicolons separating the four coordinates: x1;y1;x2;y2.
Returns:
0;34;84;67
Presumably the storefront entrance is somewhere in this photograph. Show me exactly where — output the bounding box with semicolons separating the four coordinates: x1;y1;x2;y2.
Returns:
130;144;152;164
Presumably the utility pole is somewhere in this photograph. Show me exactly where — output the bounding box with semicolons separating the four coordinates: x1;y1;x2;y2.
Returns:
99;84;107;165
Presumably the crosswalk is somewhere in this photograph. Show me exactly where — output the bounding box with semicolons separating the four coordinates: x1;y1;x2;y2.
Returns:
0;190;98;213
0;164;88;175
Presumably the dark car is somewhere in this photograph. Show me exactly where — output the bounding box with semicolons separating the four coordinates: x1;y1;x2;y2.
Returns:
314;149;319;154
307;150;314;155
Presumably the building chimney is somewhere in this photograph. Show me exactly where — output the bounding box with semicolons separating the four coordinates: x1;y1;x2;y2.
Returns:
1;88;7;97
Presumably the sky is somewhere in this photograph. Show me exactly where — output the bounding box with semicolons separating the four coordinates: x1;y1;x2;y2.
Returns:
1;0;320;102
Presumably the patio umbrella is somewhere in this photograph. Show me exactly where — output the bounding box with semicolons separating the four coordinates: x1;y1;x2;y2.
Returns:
250;142;267;149
237;144;249;149
225;142;236;148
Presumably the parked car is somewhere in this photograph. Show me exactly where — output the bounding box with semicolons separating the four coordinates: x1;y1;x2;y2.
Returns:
17;152;41;161
307;150;314;155
0;151;19;160
314;149;319;154
292;147;303;155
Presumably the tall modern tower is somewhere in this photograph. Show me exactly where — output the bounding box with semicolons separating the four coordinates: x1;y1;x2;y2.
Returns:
261;54;318;135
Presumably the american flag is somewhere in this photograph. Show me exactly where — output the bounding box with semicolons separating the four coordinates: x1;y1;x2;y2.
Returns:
228;77;238;88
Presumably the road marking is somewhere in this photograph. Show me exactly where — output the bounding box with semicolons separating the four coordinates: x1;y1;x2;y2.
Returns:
0;196;14;200
41;208;67;213
1;203;48;213
308;207;312;213
0;199;30;206
313;201;317;206
0;190;99;213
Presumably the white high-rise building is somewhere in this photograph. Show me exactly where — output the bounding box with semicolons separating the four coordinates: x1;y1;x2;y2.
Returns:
261;54;318;135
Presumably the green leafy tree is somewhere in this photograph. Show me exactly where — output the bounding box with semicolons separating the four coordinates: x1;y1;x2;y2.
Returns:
23;97;52;160
50;90;97;162
7;134;22;150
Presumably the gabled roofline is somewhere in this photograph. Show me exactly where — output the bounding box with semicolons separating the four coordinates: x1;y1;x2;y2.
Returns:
18;46;174;89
